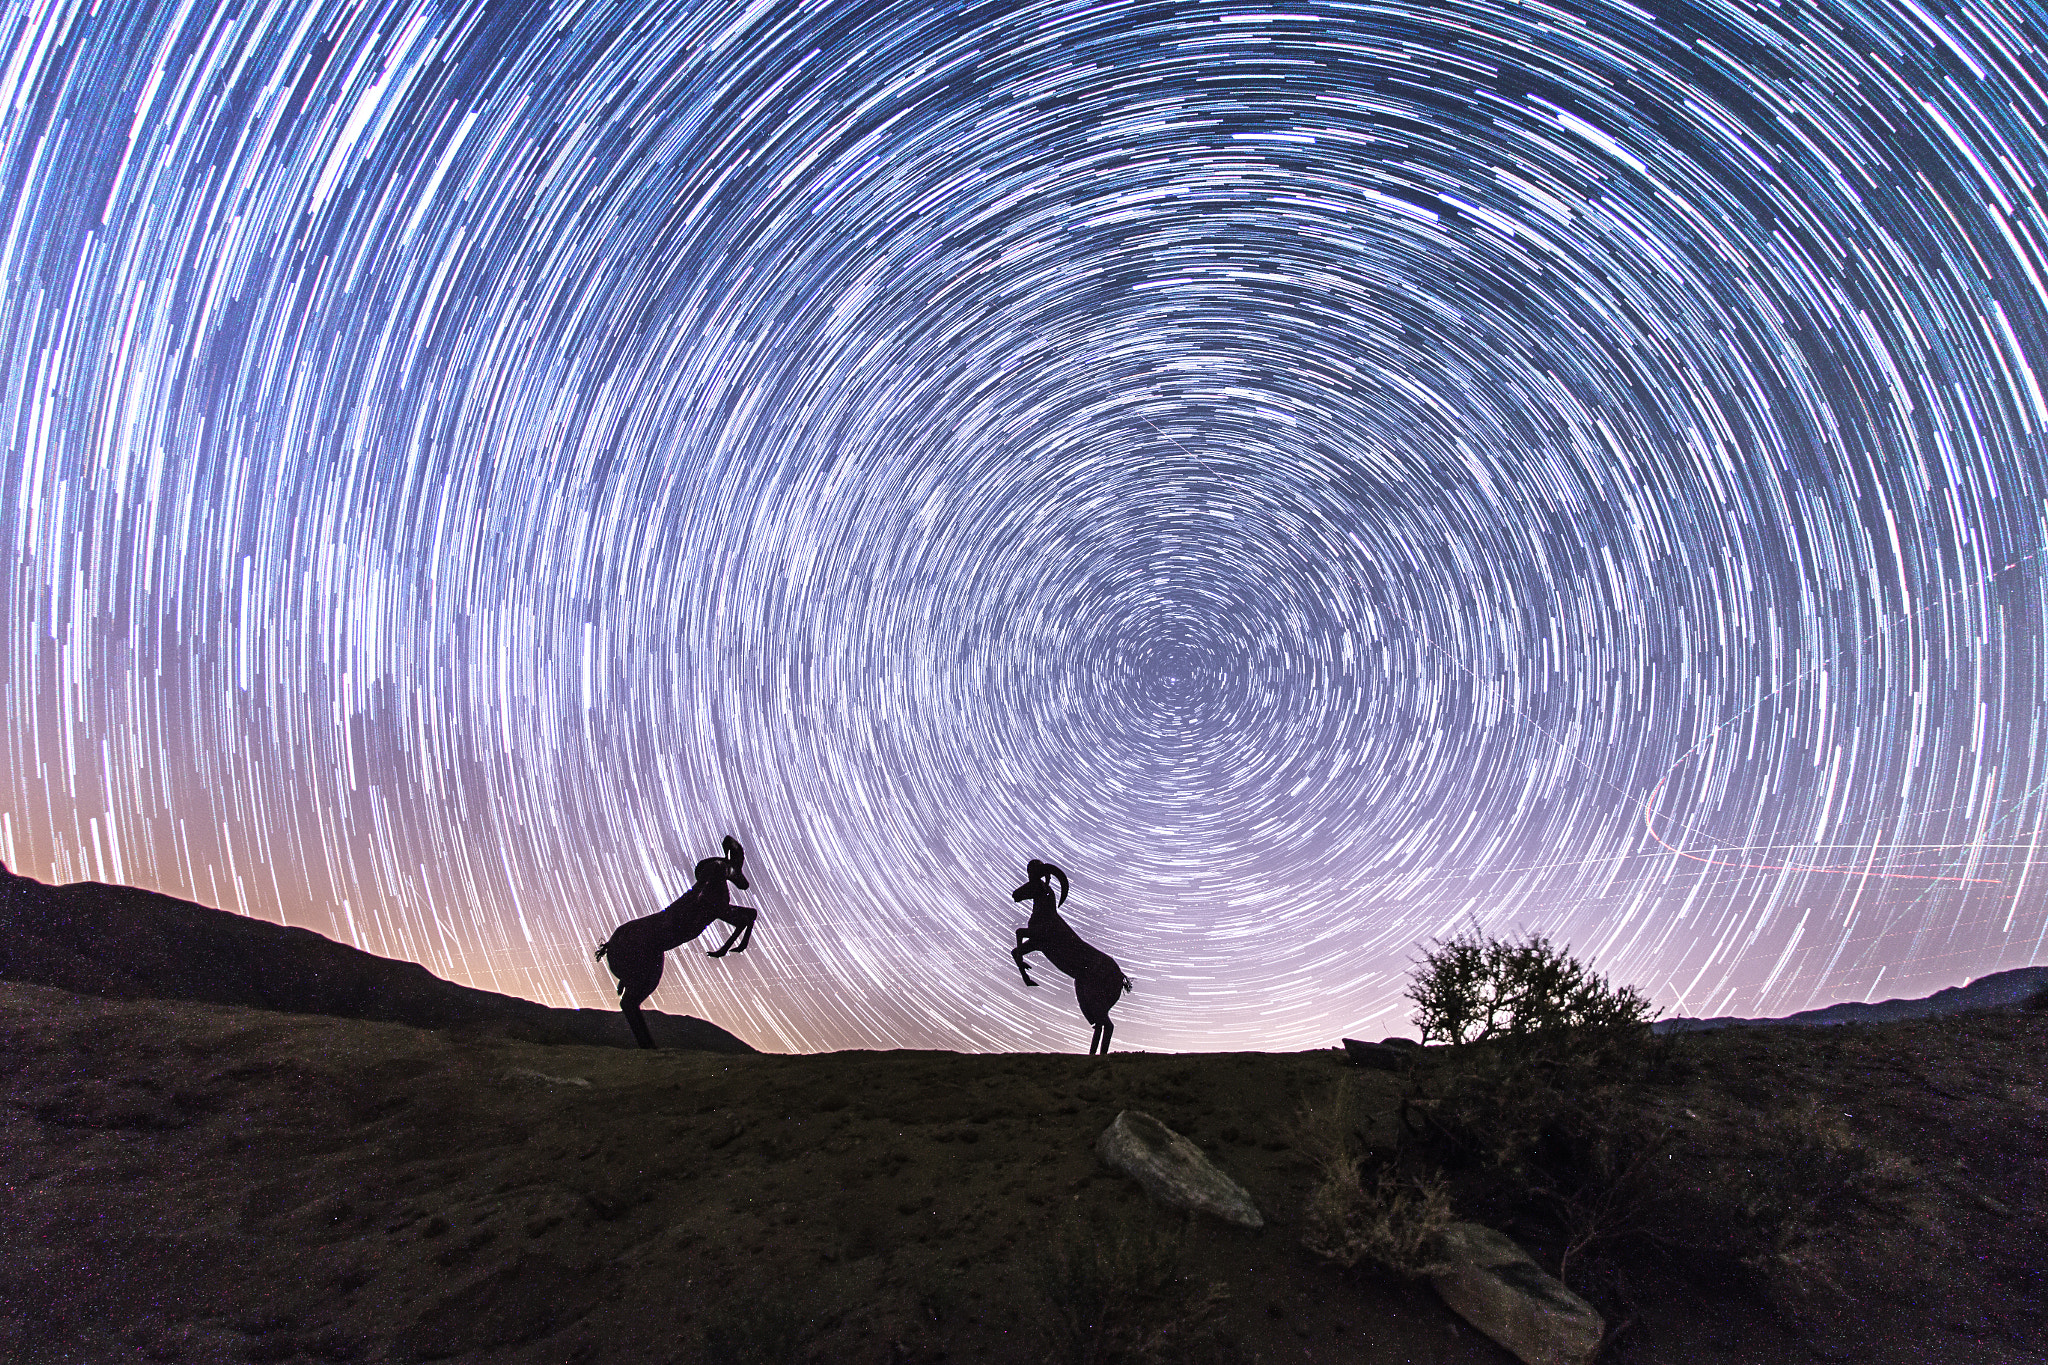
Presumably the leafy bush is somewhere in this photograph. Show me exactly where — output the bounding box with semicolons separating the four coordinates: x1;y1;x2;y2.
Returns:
1300;928;1949;1337
1406;928;1656;1048
1391;932;1937;1318
1382;929;1685;1307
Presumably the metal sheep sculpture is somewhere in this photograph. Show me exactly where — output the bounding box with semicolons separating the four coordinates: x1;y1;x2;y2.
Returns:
1010;858;1132;1055
595;835;758;1049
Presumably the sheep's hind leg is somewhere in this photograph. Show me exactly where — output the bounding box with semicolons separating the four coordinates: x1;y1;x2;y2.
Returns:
618;990;657;1049
612;961;662;1049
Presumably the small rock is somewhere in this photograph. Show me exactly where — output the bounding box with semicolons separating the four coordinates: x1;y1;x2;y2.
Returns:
1095;1110;1263;1228
501;1067;591;1088
1971;1189;2014;1217
1428;1222;1603;1365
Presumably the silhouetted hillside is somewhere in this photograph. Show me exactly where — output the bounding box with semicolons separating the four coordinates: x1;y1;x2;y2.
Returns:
1652;965;2048;1034
0;863;752;1052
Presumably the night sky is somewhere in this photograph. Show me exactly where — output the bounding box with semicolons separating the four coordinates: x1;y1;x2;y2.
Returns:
5;0;2047;1053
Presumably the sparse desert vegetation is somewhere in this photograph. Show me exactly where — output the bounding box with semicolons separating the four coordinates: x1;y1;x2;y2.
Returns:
1299;931;2044;1361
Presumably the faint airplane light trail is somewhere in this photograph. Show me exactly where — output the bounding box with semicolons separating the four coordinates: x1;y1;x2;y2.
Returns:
1642;776;1999;884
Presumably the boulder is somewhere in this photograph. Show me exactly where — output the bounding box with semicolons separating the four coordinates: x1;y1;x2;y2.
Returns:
1095;1110;1263;1228
1428;1222;1603;1365
1343;1037;1419;1071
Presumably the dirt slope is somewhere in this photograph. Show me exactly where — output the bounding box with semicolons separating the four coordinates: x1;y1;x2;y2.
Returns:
5;980;2045;1364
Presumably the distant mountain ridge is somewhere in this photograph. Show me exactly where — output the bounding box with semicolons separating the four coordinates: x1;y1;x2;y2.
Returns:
1651;966;2048;1034
0;863;753;1052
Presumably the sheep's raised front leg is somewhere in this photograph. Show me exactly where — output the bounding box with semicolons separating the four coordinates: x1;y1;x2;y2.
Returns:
706;905;757;957
1013;929;1039;986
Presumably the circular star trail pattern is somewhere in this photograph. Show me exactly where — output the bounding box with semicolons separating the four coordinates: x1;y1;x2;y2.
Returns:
5;0;2048;1051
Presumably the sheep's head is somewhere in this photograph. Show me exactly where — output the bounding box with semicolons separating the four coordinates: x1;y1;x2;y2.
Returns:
693;837;749;890
1025;858;1069;905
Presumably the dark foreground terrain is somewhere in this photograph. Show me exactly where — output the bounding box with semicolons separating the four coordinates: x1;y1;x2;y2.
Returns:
3;981;2046;1364
1;866;2044;1363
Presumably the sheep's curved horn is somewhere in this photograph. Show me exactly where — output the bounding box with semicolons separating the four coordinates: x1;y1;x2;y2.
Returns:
719;836;749;890
1044;862;1069;906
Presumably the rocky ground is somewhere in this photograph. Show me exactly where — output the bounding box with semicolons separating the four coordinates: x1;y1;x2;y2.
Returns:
4;978;2046;1364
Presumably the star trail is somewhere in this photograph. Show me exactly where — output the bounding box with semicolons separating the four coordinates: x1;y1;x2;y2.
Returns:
5;0;2047;1052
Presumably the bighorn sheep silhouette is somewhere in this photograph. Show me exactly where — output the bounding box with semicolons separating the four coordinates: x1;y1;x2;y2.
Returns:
594;835;757;1049
1011;858;1132;1055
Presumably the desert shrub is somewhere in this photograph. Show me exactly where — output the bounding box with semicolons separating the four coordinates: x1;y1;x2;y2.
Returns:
1382;930;1690;1311
1399;1035;1678;1286
1029;1208;1231;1365
1296;1074;1457;1278
1727;1099;1924;1285
1398;928;1669;1179
1406;928;1656;1048
1341;930;1946;1333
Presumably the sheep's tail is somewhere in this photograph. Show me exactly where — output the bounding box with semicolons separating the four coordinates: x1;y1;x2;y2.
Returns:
593;940;610;964
1120;974;1134;996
